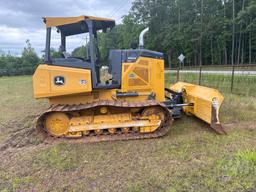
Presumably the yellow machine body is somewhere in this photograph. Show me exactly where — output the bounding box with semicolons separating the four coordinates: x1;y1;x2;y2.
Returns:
170;82;223;124
44;15;114;28
33;57;167;138
121;57;165;101
33;65;92;98
32;15;225;139
33;57;225;137
33;57;165;105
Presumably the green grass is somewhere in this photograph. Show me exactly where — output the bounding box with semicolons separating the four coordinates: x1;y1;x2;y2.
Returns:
0;169;33;192
0;76;46;123
0;75;255;192
165;72;256;96
169;65;256;71
237;150;256;166
39;142;78;171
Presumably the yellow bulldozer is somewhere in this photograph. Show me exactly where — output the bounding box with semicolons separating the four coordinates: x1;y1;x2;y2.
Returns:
33;15;226;141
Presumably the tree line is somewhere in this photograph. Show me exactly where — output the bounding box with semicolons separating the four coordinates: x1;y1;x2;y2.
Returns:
0;40;71;76
0;40;41;76
100;0;256;67
0;0;255;76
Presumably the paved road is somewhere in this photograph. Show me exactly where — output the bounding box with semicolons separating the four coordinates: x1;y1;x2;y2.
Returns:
165;70;256;75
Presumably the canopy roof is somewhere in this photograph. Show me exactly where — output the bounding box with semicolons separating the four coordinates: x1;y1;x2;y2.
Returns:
43;15;115;36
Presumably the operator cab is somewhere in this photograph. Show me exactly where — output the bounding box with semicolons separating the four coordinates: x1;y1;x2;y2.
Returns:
43;15;163;89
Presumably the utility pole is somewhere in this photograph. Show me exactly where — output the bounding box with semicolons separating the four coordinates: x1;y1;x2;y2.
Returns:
199;0;203;85
231;0;235;92
178;1;181;32
249;18;252;64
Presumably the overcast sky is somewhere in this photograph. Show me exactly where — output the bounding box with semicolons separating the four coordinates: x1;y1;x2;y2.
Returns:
0;0;133;56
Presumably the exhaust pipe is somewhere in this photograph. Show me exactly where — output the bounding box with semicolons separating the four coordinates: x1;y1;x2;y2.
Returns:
139;27;149;49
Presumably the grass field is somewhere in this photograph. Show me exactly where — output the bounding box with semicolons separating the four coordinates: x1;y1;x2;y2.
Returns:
165;71;256;96
0;75;255;192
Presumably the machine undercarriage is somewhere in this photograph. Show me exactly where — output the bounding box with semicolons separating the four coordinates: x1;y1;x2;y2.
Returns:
37;100;172;141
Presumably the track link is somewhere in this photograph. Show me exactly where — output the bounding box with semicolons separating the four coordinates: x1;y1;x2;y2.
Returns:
36;100;173;143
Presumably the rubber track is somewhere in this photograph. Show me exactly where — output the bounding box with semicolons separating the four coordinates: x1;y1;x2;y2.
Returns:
36;100;173;143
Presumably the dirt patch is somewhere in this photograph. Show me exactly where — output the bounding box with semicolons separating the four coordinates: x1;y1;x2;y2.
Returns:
1;116;255;152
0;115;46;151
224;121;256;132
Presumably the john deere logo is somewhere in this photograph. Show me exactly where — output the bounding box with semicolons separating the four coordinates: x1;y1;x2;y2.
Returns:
54;76;65;86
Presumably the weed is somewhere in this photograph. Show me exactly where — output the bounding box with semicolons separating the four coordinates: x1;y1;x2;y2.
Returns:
237;150;256;166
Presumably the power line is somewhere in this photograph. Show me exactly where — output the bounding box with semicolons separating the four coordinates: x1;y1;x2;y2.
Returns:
116;14;126;23
108;0;131;19
108;3;125;18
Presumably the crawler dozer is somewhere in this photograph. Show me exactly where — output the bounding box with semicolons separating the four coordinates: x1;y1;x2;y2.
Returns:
33;15;226;141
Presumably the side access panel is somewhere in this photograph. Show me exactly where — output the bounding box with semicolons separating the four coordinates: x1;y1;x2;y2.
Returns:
121;57;165;102
33;64;92;98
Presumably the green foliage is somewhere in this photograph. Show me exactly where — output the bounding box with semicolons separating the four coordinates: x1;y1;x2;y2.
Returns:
98;15;144;62
98;0;256;66
237;150;256;165
1;0;256;77
0;39;41;76
21;40;40;73
71;45;88;58
50;48;62;58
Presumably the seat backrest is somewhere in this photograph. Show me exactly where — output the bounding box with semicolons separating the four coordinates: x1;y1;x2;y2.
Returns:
108;50;122;85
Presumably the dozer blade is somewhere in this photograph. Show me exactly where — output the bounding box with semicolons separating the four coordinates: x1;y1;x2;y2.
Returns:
170;82;226;134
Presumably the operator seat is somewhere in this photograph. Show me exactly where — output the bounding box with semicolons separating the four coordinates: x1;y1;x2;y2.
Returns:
108;50;122;86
